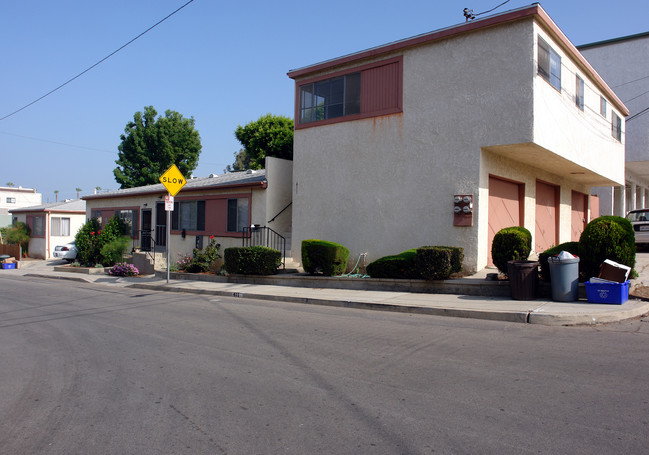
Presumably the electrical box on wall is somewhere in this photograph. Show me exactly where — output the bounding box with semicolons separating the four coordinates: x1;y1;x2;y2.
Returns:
195;235;203;249
453;194;473;226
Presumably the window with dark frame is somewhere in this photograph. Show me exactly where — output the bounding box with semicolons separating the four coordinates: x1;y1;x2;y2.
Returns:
538;37;561;91
299;72;361;124
32;215;45;236
612;112;622;142
227;198;249;232
115;209;139;236
575;75;584;110
6;197;16;203
171;201;205;231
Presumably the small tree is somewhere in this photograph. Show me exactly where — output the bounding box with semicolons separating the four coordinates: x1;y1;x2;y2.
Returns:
0;222;30;253
75;216;128;266
233;114;293;169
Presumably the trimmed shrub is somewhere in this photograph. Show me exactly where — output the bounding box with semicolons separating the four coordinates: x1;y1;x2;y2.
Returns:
491;226;532;274
184;237;221;273
366;249;419;279
538;241;580;282
224;246;281;275
75;215;128;266
578;216;635;280
301;239;350;276
416;246;464;280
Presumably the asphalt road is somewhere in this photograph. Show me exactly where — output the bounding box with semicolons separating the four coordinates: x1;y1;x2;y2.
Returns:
1;275;648;454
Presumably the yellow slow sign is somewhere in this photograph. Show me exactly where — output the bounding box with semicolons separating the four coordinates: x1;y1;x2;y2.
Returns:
159;164;186;197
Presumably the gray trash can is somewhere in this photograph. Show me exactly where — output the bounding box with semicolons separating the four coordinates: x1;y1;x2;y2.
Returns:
548;256;580;301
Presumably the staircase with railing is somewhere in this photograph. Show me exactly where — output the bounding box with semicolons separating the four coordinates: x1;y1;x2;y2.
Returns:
242;226;286;270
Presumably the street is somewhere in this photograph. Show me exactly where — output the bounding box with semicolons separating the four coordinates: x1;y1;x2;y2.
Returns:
0;275;648;454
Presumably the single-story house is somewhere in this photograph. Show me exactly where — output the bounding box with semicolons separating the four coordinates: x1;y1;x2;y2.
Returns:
286;4;628;273
579;31;649;215
82;157;292;267
11;199;86;259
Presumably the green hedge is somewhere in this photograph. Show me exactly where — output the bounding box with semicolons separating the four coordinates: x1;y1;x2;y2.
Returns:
416;246;464;280
578;216;635;280
538;241;580;282
491;226;532;274
366;249;419;279
224;246;281;275
301;239;350;276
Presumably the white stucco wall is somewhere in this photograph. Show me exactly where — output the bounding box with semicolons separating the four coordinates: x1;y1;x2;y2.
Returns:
291;17;625;272
0;187;42;215
264;157;293;239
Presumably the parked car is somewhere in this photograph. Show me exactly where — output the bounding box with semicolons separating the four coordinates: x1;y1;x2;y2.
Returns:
53;241;77;261
626;208;649;245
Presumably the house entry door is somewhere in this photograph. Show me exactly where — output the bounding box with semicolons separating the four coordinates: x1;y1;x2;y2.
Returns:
141;209;152;251
155;202;167;249
488;176;523;266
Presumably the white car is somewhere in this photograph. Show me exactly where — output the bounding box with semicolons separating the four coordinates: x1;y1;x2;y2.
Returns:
53;241;77;261
626;209;649;245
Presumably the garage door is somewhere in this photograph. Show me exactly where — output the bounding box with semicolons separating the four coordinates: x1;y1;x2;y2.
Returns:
572;191;588;241
488;176;523;265
535;181;558;253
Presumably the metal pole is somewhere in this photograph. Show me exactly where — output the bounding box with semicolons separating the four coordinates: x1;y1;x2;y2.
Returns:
167;196;171;284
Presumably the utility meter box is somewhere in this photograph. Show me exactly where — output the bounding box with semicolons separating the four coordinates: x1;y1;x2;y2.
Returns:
453;194;473;226
195;235;203;249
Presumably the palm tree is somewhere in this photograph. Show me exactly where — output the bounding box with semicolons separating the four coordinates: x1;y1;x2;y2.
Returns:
76;187;82;199
54;190;59;202
6;182;15;187
94;186;101;194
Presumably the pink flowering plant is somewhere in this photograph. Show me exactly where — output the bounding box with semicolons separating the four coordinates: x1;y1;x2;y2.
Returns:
108;262;139;277
175;237;221;273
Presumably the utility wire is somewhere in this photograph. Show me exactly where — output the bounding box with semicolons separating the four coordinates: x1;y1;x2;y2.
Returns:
0;0;195;122
627;106;649;122
613;74;649;89
475;0;512;17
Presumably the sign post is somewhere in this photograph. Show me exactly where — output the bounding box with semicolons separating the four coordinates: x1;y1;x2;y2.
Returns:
159;165;187;283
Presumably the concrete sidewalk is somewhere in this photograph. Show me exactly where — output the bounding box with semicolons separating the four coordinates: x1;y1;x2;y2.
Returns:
7;257;649;326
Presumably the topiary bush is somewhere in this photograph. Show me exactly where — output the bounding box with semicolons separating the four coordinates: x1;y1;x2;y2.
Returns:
366;249;419;279
100;236;130;267
538;241;580;282
416;246;464;280
491;226;532;274
301;239;350;276
578;216;635;280
224;246;281;275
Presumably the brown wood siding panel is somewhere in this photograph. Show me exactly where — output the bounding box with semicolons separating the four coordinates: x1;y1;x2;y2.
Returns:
488;176;523;265
361;61;401;114
535;181;558;252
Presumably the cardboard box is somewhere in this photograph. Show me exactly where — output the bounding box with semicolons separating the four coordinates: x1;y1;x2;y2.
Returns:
598;259;631;283
585;280;629;304
2;257;16;264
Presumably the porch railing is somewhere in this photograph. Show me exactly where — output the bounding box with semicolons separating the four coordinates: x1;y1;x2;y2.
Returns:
133;230;157;268
242;226;286;270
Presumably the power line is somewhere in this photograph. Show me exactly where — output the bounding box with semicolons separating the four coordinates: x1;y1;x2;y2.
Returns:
0;0;195;122
0;130;114;153
613;74;649;89
627;106;649;122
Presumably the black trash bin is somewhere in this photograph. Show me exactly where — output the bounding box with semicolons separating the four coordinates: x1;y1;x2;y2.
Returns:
507;260;539;300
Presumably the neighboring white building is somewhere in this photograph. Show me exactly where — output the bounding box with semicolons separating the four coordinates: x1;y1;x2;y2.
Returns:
11;199;86;259
579;32;649;215
287;4;627;273
0;186;42;227
83;157;293;266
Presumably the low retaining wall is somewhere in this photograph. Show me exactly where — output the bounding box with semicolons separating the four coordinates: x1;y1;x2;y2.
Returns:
153;271;577;298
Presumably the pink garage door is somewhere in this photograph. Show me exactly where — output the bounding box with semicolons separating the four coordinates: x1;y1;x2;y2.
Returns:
488;176;523;265
589;195;599;221
572;191;588;241
535;181;558;253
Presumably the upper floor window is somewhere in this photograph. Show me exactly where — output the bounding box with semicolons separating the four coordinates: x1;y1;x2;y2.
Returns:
538;37;561;91
227;198;249;232
300;73;361;124
612;112;622;142
6;197;16;203
51;217;70;236
296;57;402;128
575;75;584;111
600;96;607;117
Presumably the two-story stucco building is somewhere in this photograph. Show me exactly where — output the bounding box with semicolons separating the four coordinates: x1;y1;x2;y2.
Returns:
579;32;649;216
0;186;42;227
287;4;627;273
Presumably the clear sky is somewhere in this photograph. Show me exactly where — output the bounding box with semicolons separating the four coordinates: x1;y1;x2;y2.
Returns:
1;0;646;202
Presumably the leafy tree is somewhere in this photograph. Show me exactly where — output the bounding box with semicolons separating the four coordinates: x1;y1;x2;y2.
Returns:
0;222;30;253
75;215;127;266
224;149;252;173
114;106;202;188
233;114;293;169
